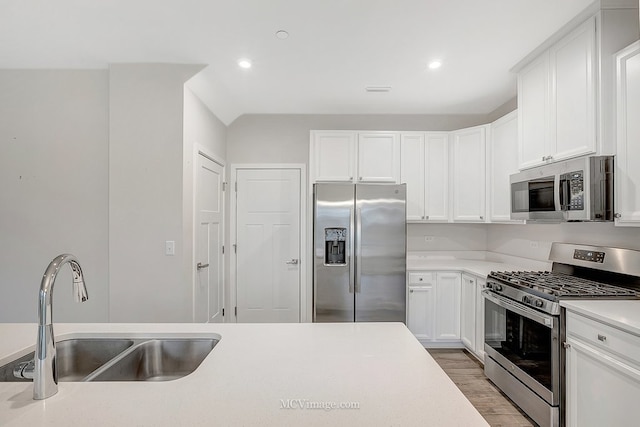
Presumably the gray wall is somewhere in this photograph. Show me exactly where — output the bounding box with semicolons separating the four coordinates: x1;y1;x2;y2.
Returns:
108;63;204;323
0;70;110;322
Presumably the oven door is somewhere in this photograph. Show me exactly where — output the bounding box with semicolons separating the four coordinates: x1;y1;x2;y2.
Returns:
483;290;560;406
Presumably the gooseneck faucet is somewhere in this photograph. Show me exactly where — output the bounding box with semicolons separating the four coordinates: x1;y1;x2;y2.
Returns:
32;254;88;399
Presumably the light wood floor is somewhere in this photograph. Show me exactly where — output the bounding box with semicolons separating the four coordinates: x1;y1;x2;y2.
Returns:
428;349;536;427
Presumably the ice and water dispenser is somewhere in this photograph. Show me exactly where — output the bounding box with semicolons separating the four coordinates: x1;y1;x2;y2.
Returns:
324;228;346;265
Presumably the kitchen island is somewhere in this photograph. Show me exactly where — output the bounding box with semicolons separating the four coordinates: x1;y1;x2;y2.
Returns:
0;322;488;426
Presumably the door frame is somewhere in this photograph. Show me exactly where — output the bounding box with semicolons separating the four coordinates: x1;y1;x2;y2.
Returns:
192;144;225;322
230;164;307;323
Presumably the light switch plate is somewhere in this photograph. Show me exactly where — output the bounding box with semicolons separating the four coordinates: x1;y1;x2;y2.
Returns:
165;240;175;256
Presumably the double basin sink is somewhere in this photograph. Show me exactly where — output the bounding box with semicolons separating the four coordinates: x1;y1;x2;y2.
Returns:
0;336;219;383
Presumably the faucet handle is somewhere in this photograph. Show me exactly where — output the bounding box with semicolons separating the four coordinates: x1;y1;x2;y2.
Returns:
69;261;88;302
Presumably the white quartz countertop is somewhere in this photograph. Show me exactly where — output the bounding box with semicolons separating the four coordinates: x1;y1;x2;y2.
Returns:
0;323;488;426
561;300;640;337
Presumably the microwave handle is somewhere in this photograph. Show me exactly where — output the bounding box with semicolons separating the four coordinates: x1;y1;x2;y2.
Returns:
559;174;570;211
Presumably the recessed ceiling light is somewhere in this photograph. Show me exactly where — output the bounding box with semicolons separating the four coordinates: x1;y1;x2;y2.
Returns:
428;61;442;70
365;86;392;93
238;59;252;69
276;30;289;39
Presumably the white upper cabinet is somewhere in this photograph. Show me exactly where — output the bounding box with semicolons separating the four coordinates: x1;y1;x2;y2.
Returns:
518;17;597;169
550;17;597;162
310;131;400;183
518;53;551;169
615;41;640;226
516;6;639;170
311;131;356;182
357;132;400;183
401;133;426;221
400;132;449;222
451;125;487;222
488;111;523;223
425;133;450;222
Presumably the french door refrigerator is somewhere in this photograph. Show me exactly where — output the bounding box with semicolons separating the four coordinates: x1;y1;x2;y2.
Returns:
313;183;406;322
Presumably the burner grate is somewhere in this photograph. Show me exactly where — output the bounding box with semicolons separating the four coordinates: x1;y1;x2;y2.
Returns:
488;270;640;298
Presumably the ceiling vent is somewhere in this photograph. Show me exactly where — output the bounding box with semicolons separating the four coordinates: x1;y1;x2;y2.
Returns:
365;86;392;93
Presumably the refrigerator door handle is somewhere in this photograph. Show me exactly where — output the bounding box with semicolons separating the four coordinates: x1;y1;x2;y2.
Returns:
348;205;355;294
355;207;362;293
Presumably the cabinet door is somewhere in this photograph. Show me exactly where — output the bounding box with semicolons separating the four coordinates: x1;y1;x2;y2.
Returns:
566;338;640;427
425;133;450;221
460;274;476;351
311;131;356;182
451;126;486;222
550;17;597;162
407;285;435;341
488;111;522;223
357;133;400;183
400;134;425;220
435;272;461;340
615;41;640;226
518;53;550;169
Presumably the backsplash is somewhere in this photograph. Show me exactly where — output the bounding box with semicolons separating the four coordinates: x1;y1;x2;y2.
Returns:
408;222;640;263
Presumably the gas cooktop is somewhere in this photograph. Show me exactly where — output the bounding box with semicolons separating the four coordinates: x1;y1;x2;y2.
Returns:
488;270;640;299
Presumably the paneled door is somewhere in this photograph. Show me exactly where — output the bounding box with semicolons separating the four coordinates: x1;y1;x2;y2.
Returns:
235;168;301;322
195;153;224;323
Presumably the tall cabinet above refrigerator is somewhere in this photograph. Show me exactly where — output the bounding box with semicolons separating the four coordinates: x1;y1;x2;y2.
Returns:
313;183;407;322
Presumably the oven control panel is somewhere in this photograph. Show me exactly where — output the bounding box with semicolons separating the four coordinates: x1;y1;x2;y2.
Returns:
573;249;605;263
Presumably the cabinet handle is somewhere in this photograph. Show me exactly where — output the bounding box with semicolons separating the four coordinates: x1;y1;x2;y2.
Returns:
425;215;429;220
597;334;607;342
563;342;571;349
197;262;209;270
285;259;299;265
358;177;363;181
418;277;423;281
614;213;622;219
542;156;545;161
410;289;414;293
479;216;483;220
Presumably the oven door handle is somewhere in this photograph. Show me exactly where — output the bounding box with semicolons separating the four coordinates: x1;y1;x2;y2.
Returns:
482;290;555;329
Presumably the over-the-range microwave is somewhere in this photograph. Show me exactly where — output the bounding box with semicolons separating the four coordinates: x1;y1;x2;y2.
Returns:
510;155;614;222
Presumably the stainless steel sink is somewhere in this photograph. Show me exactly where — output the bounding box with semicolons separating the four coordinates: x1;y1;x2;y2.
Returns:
0;339;134;382
0;337;218;382
89;339;218;381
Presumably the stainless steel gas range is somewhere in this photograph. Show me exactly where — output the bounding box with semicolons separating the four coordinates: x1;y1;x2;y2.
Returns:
483;243;640;427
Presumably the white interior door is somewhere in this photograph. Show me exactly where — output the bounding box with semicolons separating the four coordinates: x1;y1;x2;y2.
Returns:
235;168;301;323
195;153;224;323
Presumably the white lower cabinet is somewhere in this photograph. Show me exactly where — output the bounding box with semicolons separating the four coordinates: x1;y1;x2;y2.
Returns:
407;271;461;346
565;311;640;427
461;273;486;361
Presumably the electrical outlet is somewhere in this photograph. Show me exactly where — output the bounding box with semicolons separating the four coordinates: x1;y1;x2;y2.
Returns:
165;240;175;256
530;241;539;249
424;236;435;242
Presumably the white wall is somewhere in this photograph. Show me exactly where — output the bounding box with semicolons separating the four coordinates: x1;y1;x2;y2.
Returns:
108;64;203;322
182;87;228;319
0;70;109;322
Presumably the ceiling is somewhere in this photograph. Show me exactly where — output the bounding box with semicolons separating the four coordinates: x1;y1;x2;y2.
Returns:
1;0;595;125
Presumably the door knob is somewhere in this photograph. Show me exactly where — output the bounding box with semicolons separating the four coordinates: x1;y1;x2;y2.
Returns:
285;259;299;265
197;262;209;270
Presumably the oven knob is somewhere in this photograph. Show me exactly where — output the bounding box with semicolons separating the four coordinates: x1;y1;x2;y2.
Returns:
495;284;503;292
486;283;493;290
522;296;530;304
534;299;544;308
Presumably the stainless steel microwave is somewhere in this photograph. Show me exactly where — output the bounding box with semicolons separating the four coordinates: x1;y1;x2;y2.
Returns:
510;156;614;222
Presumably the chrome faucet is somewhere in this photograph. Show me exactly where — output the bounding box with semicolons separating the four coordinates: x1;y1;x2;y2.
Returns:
14;254;88;399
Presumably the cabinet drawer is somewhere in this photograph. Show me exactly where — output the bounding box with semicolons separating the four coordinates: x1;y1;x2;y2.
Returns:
566;311;640;366
408;272;435;285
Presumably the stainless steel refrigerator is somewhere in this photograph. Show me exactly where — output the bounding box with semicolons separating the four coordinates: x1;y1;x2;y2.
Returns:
313;183;406;322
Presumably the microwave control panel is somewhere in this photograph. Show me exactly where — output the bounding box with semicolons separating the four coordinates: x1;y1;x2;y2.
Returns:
567;171;584;210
